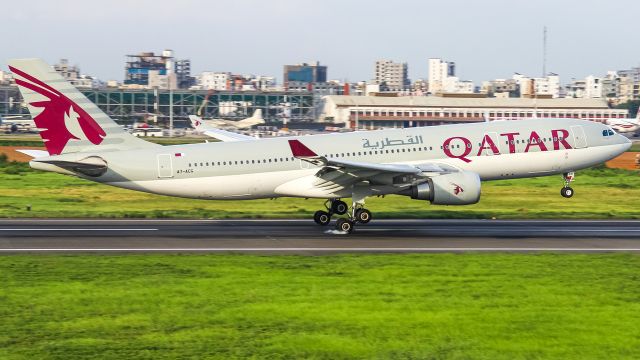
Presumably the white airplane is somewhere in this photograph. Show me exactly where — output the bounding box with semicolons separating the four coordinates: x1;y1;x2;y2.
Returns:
10;59;632;233
189;114;257;142
606;111;640;134
195;109;265;130
0;115;35;126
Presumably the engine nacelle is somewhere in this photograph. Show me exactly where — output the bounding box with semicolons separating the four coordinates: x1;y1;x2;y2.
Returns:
405;171;481;205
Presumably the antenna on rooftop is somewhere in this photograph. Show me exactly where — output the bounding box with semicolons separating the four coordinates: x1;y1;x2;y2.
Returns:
542;26;547;77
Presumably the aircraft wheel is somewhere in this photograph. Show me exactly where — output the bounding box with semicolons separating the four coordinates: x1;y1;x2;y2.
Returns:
355;208;372;224
561;187;574;198
331;200;348;215
313;210;331;226
336;218;355;233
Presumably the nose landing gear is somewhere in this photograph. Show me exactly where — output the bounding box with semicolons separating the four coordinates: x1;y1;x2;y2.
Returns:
561;172;575;198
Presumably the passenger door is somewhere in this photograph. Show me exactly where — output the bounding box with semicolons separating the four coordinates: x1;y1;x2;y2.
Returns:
570;126;588;149
157;154;173;178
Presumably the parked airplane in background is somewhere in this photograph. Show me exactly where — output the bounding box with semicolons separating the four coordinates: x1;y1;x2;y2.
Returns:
189;114;257;142
10;59;632;233
606;111;640;134
193;109;265;130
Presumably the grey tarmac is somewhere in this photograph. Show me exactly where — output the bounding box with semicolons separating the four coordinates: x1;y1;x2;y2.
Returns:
1;219;640;254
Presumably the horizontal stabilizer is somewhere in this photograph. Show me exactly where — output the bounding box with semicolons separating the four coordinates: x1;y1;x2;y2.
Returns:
33;156;107;177
16;149;49;159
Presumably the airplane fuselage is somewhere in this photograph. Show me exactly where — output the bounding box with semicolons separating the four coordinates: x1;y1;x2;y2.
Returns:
33;118;631;200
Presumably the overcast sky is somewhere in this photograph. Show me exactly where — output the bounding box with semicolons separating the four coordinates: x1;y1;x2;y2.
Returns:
2;0;639;84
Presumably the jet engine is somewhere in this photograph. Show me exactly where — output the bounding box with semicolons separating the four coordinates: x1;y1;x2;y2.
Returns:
402;171;481;205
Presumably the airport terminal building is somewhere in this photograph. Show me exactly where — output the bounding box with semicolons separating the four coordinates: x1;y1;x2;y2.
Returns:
321;95;629;129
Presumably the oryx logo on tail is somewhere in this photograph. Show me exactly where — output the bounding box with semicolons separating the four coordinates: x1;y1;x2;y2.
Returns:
9;66;106;155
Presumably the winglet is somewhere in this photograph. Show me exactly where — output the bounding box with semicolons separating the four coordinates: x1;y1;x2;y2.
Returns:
288;139;317;157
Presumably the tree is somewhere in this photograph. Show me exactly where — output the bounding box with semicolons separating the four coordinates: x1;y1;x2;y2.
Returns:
615;100;640;118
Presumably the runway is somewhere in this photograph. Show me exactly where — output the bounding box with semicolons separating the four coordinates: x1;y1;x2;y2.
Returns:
1;219;640;253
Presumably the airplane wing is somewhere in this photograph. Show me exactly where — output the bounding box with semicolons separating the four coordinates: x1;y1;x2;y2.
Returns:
189;115;257;142
282;139;460;198
288;139;453;175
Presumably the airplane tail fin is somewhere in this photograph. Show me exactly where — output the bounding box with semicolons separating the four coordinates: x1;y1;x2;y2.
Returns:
8;58;157;156
236;109;265;128
189;115;206;132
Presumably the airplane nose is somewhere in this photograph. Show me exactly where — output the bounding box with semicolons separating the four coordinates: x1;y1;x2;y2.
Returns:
619;134;632;149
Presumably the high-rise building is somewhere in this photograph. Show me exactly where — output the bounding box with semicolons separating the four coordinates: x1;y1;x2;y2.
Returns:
618;67;640;102
283;61;327;85
176;59;194;89
374;60;410;91
428;58;455;94
125;49;191;89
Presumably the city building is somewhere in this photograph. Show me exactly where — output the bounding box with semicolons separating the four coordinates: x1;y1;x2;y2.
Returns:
618;67;640;103
566;72;620;102
481;79;520;98
198;72;231;90
428;58;455;94
283;62;327;85
320;95;627;128
53;59;101;88
176;59;194;89
0;70;10;85
374;60;410;91
513;73;561;98
124;49;192;89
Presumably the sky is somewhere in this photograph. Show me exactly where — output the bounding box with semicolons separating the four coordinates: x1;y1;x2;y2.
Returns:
2;0;639;84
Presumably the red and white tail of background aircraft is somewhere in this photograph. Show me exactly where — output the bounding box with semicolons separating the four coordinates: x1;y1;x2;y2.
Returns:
606;110;640;134
9;59;632;233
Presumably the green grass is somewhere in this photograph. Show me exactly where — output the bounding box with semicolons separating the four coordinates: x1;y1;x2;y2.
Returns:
1;253;639;359
1;156;640;218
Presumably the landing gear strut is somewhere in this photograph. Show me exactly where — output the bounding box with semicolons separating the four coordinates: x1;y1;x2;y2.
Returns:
561;172;575;198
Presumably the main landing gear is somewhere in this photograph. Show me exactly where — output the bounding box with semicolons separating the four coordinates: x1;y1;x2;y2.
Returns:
313;199;347;226
313;199;372;233
560;172;575;198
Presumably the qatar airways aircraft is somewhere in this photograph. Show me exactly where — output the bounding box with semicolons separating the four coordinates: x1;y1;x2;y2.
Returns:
9;59;632;233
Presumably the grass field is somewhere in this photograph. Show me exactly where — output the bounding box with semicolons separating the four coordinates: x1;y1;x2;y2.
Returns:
1;156;639;219
1;253;639;359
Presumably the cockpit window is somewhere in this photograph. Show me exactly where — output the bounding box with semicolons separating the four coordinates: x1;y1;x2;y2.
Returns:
602;129;615;137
